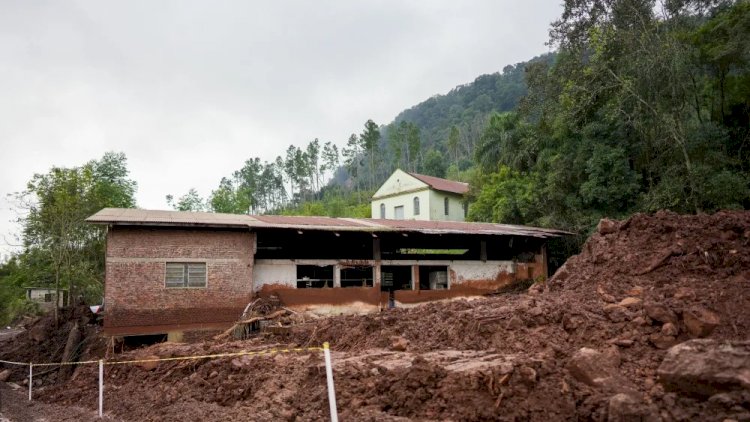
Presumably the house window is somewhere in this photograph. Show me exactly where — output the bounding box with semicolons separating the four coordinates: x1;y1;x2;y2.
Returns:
444;197;449;215
394;205;404;219
166;262;207;288
413;197;420;215
380;203;385;219
44;293;53;302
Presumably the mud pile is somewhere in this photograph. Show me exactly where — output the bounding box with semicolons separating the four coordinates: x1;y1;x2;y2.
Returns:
0;305;103;384
33;210;750;421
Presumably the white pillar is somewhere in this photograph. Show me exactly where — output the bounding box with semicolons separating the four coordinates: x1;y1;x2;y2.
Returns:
323;342;338;422
98;360;104;417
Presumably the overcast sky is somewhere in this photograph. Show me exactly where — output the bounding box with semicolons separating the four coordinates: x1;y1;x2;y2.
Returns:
0;0;562;255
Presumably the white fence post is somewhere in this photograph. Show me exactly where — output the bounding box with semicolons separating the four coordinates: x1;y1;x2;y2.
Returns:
98;359;104;418
323;342;338;422
28;363;32;401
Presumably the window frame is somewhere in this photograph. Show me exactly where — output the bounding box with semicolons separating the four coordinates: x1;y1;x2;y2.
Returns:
165;262;208;289
380;203;386;219
444;197;449;216
413;196;420;215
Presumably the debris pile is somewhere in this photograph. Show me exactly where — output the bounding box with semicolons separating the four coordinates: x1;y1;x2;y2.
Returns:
13;210;750;420
0;305;103;386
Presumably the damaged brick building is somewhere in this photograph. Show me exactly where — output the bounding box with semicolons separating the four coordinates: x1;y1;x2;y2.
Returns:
87;208;568;338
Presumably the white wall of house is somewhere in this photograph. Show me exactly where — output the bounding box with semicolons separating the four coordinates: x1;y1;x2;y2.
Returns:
253;260;297;291
372;189;431;220
372;169;427;198
450;261;515;284
371;169;466;221
428;190;466;222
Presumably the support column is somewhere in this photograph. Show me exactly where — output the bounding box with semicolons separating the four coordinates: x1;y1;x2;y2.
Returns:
411;265;420;291
373;265;381;289
372;238;381;261
333;264;341;288
480;240;487;262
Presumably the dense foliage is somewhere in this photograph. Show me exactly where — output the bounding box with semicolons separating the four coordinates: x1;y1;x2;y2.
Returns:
0;152;137;323
469;0;749;233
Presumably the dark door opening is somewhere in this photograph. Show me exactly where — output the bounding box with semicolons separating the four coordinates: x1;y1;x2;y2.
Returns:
380;266;412;291
296;265;333;288
341;266;374;287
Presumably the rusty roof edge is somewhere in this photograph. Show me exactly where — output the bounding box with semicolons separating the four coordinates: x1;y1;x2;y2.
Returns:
86;208;572;237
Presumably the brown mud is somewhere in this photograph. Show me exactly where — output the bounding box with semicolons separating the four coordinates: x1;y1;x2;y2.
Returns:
1;210;748;421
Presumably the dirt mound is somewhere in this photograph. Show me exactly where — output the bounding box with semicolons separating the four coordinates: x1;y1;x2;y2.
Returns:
0;305;104;384
29;210;750;420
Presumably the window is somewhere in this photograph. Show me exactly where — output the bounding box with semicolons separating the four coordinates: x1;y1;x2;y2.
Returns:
44;293;53;302
394;205;404;219
380;203;385;219
166;262;207;288
444;197;449;215
463;202;468;217
413;197;420;215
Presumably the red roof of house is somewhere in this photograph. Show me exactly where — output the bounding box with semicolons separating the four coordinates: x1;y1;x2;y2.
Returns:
407;172;469;195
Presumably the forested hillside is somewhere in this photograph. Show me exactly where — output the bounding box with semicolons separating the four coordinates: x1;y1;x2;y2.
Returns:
469;0;750;233
167;0;750;230
164;55;550;216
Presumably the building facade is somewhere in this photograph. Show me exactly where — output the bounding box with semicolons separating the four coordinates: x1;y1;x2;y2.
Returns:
371;170;469;221
88;208;568;338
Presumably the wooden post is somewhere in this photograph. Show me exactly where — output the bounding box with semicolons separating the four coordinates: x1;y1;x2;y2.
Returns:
411;265;420;291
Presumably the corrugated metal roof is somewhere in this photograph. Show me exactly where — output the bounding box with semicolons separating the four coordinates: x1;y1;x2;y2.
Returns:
86;208;253;228
252;215;364;227
87;208;571;238
406;172;469;195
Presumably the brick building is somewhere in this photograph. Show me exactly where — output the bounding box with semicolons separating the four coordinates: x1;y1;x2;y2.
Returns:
88;208;568;339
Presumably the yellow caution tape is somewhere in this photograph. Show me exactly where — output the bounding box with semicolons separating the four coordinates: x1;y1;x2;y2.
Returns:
2;345;327;368
106;346;324;365
0;359;28;366
33;359;100;367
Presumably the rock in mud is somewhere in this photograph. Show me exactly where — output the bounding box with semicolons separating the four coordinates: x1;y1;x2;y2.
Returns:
649;333;678;350
618;297;642;308
567;348;636;394
603;304;631;323
683;306;720;338
658;339;750;397
0;369;11;382
661;322;679;336
607;393;659;422
137;355;161;371
598;218;620;235
644;302;678;325
390;336;409;352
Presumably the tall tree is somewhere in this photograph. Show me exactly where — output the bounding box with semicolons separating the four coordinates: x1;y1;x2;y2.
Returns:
14;152;137;323
360;119;381;189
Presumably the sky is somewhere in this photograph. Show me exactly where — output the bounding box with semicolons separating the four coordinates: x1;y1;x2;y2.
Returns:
0;0;562;256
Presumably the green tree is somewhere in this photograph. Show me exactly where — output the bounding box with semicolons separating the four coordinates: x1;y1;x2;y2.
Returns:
360;120;381;189
423;149;447;178
166;188;206;212
12;152;137;323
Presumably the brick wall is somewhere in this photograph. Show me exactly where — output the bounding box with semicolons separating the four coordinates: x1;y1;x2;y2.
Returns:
104;226;254;334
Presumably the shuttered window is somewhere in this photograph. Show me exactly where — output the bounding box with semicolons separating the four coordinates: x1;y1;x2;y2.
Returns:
413;197;420;215
165;262;207;288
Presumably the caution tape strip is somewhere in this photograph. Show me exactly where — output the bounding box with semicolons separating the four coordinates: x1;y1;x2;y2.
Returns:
0;359;28;366
0;346;326;368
